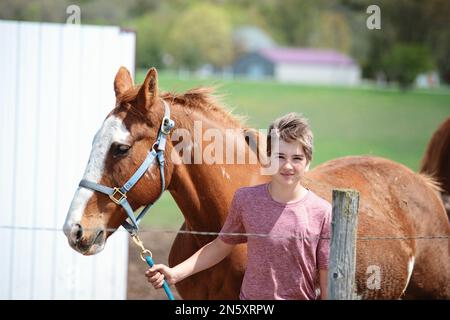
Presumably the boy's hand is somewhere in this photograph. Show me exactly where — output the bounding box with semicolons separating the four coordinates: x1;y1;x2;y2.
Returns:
145;264;177;289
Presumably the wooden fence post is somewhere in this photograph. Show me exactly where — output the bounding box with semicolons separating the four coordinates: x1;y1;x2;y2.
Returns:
328;189;360;300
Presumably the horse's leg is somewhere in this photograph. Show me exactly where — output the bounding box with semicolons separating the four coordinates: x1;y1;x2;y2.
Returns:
403;237;450;299
403;192;450;299
168;223;208;299
168;223;246;300
404;249;450;299
208;244;247;299
354;238;414;299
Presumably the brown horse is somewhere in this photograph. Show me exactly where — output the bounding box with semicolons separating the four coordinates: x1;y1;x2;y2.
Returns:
64;67;450;299
420;117;450;220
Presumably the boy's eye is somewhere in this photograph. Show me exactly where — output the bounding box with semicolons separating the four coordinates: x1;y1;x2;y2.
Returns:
293;157;303;161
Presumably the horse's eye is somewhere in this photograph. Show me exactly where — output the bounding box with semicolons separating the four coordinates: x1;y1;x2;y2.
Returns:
112;143;130;158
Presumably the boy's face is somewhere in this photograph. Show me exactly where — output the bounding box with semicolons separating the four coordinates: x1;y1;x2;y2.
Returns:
269;139;310;187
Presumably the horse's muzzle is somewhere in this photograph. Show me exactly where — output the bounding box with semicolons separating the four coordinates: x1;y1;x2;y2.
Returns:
65;223;106;255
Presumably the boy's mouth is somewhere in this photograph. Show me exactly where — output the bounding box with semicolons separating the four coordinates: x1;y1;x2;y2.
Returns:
280;172;295;177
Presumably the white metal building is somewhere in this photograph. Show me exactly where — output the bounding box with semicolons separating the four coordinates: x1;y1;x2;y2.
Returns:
234;47;361;86
0;20;135;299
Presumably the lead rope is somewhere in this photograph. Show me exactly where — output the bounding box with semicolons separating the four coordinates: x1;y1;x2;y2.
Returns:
131;234;175;300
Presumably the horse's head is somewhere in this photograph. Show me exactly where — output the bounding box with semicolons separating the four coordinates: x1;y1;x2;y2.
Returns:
63;67;175;255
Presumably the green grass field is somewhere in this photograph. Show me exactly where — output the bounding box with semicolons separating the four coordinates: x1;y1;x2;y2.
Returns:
135;70;450;227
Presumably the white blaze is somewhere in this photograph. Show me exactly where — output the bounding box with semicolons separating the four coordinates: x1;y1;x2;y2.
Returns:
63;115;130;234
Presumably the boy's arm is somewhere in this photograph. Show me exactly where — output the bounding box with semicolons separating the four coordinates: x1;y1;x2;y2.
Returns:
319;269;328;300
317;205;332;299
172;237;235;283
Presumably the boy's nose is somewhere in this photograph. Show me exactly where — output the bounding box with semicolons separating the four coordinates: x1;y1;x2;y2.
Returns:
282;161;294;169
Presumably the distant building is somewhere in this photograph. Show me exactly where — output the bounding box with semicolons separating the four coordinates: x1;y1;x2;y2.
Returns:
232;26;276;55
233;47;361;85
416;71;440;88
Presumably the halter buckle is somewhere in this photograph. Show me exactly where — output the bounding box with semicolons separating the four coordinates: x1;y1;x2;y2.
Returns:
161;116;174;135
110;187;127;205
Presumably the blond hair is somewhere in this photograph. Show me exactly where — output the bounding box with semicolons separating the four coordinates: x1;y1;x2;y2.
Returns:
267;113;313;161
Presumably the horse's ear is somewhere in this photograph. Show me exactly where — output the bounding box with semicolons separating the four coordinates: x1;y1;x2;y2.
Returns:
137;67;158;110
114;66;134;98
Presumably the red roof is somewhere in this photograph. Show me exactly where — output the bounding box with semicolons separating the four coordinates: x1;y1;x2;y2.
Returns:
259;48;355;65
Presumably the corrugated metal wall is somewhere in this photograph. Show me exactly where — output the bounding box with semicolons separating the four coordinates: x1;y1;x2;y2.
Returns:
0;20;135;299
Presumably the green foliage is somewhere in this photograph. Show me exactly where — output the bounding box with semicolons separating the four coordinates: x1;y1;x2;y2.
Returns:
1;0;449;81
357;0;450;83
78;0;130;25
257;0;325;46
313;11;352;54
166;3;233;70
0;0;71;22
125;10;174;69
381;44;435;88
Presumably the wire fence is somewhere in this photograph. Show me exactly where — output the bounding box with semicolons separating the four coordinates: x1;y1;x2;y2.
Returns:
1;225;449;241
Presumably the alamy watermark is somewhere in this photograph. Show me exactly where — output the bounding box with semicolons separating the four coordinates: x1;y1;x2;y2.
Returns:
366;265;381;290
366;5;381;30
169;122;282;175
66;5;81;24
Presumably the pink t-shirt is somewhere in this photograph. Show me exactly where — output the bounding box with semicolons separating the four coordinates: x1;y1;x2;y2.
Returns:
219;183;332;300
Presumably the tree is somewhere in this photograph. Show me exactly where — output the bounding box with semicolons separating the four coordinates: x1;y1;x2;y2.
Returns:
312;10;352;54
0;0;71;22
343;0;450;83
381;44;435;88
167;3;233;71
257;0;326;46
126;10;174;69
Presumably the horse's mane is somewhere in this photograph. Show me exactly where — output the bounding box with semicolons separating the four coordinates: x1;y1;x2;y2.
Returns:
118;85;270;162
162;87;247;128
120;85;247;129
417;173;443;194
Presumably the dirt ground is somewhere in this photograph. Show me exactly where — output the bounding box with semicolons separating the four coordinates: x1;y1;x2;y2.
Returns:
126;231;182;300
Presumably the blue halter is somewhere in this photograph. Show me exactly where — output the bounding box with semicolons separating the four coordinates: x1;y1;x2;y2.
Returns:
78;100;175;236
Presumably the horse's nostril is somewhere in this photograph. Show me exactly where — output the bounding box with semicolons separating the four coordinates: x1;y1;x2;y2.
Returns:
73;223;83;242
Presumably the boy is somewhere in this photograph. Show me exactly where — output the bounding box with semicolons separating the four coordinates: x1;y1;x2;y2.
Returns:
145;113;331;300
